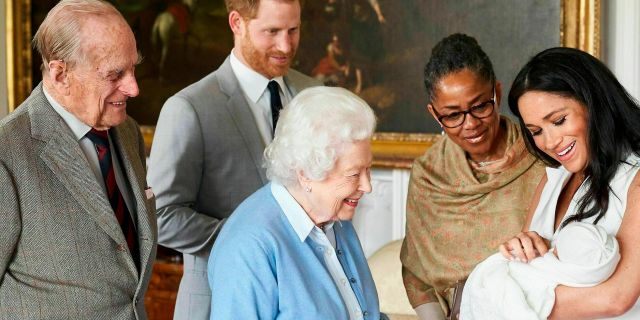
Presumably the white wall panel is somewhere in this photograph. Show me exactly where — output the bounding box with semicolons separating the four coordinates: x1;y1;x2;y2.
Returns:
605;0;640;100
353;168;410;258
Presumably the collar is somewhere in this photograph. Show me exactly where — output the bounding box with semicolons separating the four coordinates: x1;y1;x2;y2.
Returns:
43;87;92;141
271;182;334;242
230;50;286;103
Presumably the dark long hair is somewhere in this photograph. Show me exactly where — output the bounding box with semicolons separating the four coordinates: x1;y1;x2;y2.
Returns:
508;47;640;227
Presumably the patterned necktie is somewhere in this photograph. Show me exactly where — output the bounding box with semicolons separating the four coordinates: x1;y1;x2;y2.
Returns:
267;80;283;134
85;129;139;269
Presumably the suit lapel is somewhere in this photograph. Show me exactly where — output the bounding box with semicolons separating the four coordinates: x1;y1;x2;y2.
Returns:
218;58;268;183
283;74;300;97
111;124;156;283
283;68;318;97
32;92;127;248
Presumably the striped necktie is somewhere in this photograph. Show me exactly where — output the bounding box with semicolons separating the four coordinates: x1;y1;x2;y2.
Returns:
86;129;139;270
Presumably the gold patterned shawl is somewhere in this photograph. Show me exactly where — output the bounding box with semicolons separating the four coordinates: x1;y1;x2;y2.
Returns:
400;117;545;314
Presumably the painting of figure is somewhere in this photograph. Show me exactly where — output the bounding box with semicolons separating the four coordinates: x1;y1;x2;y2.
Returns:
21;0;590;136
296;0;564;133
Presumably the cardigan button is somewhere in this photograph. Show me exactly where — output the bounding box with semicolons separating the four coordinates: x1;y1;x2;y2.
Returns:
363;310;369;317
349;277;356;283
116;244;127;252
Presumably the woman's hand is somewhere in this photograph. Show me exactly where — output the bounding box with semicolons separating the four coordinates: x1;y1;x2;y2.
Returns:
499;231;550;263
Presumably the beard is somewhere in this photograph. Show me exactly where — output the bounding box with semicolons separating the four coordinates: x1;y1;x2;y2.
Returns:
240;33;296;79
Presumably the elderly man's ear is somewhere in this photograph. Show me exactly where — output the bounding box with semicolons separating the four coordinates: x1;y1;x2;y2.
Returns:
47;60;71;96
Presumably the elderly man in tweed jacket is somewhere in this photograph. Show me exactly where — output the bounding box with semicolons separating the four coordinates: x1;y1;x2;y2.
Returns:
0;1;156;319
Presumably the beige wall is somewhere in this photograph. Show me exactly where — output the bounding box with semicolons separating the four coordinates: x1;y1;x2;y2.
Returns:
1;1;8;118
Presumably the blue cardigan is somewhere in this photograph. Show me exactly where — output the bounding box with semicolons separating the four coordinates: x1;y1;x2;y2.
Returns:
208;183;382;320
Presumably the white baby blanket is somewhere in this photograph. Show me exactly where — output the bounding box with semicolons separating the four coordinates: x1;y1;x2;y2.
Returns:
460;222;620;320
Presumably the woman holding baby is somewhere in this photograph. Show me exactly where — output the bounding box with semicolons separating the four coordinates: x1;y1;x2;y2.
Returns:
500;47;640;318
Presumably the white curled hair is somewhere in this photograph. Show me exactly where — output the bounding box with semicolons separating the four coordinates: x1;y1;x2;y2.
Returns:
264;86;376;186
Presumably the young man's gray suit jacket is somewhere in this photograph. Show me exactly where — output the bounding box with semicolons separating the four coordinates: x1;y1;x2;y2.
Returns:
0;84;158;320
147;56;320;320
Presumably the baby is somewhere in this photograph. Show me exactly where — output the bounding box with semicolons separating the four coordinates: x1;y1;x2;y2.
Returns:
460;222;620;320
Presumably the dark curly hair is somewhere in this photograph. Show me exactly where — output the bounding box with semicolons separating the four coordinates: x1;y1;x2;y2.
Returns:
508;47;640;228
423;33;496;104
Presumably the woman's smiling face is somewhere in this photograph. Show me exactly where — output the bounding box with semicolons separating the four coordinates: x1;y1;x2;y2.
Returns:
301;140;373;225
429;69;503;162
517;91;590;173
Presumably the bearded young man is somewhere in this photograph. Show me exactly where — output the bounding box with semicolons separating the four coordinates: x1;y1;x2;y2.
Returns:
147;1;320;319
0;1;157;319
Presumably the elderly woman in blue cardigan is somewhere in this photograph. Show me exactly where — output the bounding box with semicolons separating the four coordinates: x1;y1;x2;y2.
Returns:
207;86;385;320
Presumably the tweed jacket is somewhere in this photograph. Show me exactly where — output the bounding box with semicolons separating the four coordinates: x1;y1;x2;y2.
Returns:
0;84;157;320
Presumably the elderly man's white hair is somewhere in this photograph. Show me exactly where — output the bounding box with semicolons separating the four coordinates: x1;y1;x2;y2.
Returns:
33;0;125;73
264;86;376;186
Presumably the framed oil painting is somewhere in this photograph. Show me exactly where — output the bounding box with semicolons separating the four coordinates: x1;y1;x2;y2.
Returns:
6;0;599;167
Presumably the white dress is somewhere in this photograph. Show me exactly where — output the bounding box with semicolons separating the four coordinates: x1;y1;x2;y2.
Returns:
529;154;640;319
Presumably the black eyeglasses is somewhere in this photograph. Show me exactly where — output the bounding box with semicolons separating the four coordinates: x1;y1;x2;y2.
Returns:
432;88;496;128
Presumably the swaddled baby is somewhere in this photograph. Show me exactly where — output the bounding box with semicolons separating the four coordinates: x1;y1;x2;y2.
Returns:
460;222;620;320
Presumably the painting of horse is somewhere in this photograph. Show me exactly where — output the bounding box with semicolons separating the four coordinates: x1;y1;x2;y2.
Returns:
150;0;199;80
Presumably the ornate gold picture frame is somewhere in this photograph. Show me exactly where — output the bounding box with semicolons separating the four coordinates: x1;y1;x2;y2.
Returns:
5;0;599;168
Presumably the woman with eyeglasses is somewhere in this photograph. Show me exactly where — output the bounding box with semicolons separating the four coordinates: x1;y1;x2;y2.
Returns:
400;33;546;320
